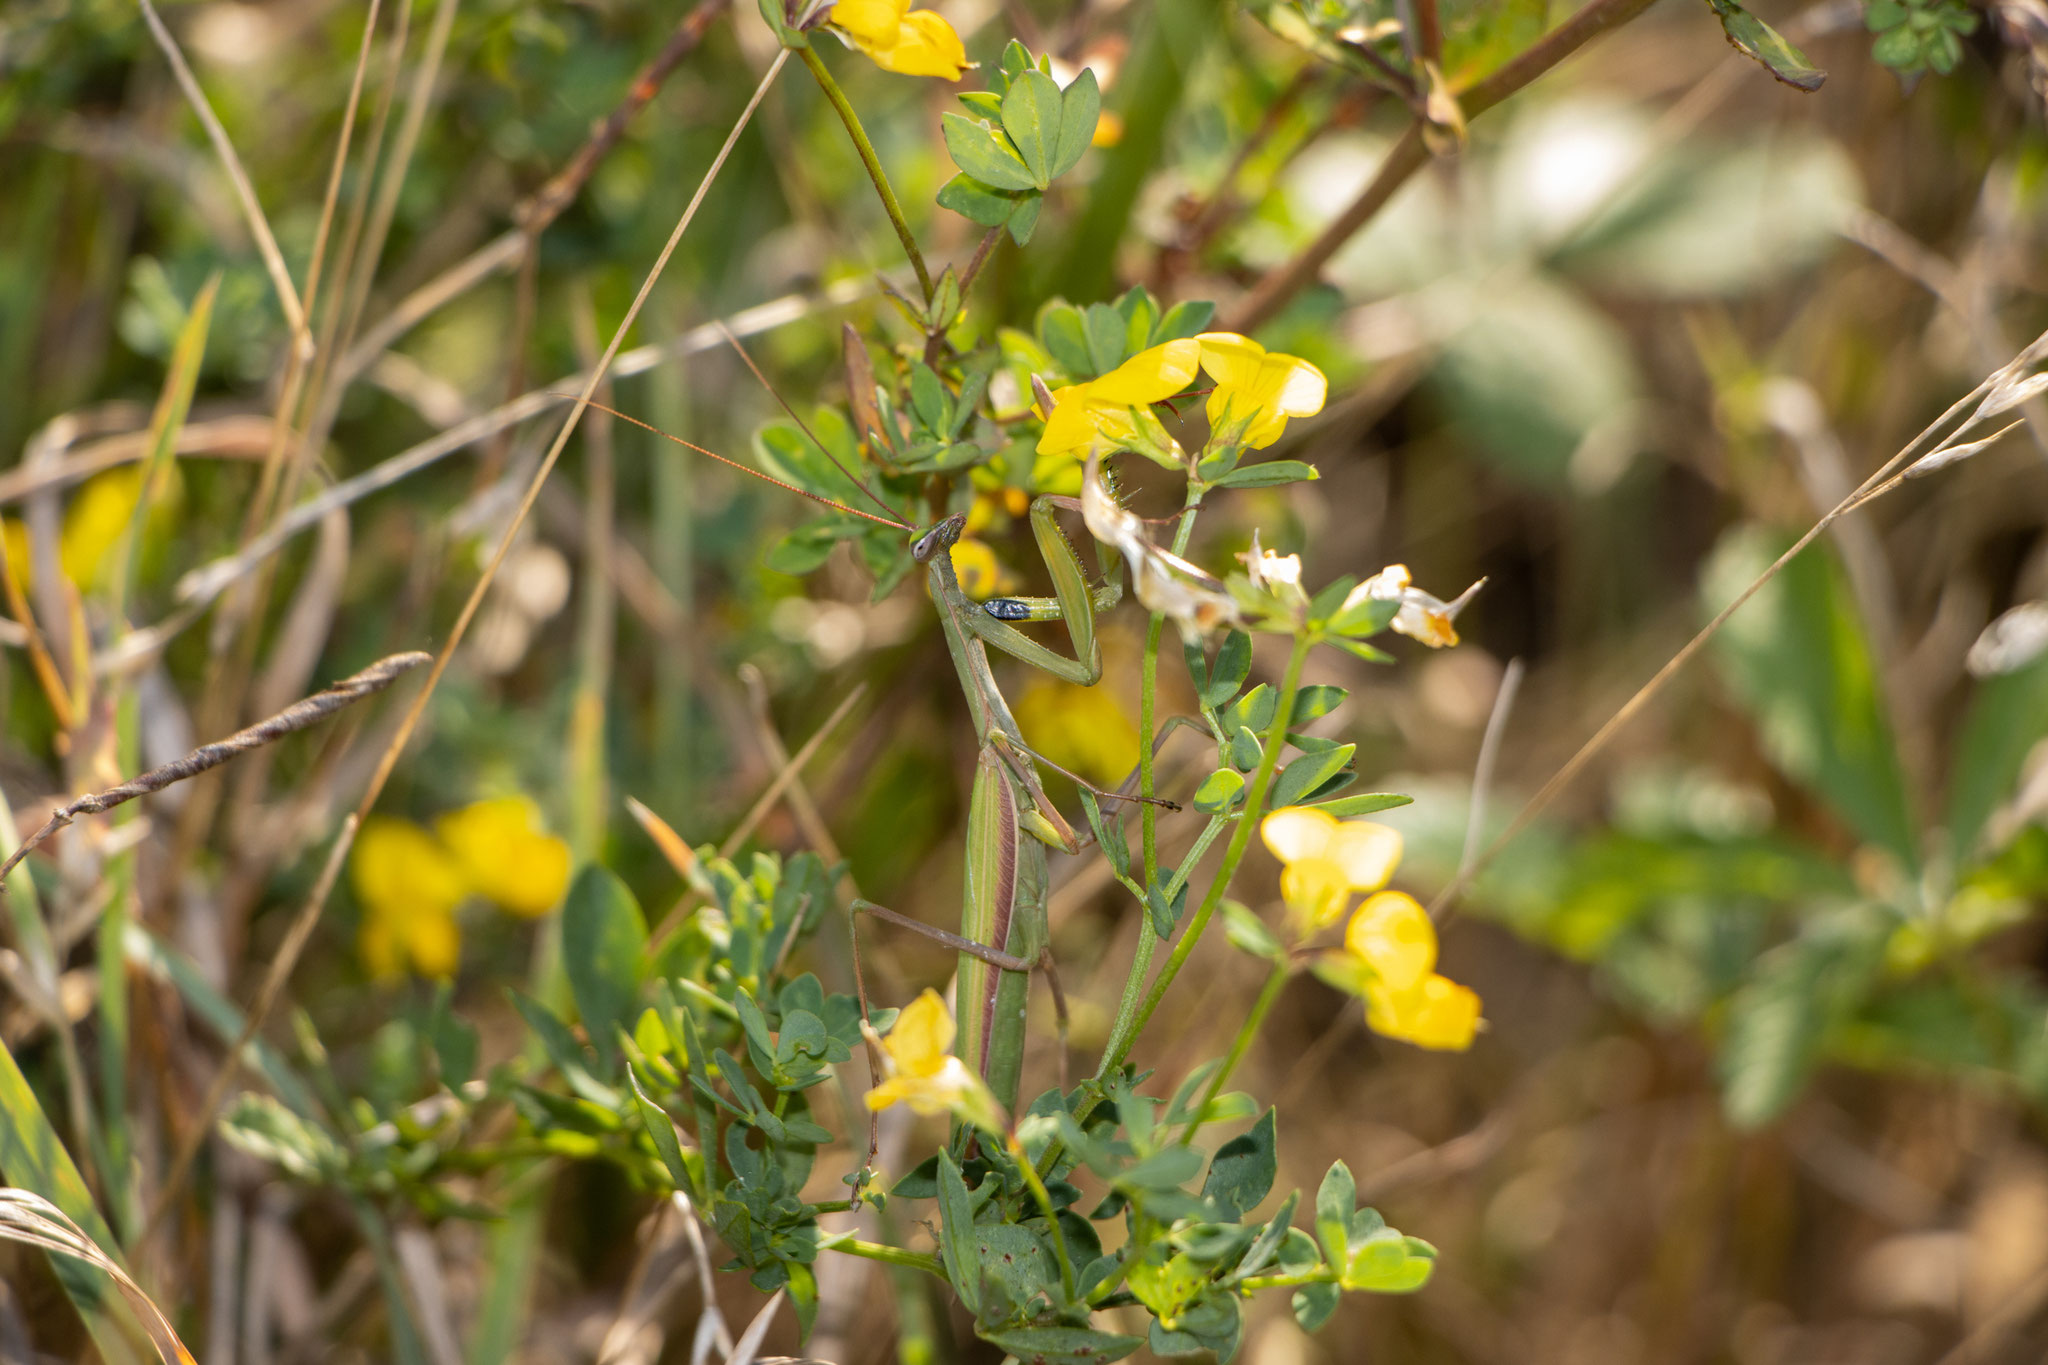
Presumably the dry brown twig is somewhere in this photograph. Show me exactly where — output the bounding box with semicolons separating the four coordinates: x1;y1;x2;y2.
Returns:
0;652;430;883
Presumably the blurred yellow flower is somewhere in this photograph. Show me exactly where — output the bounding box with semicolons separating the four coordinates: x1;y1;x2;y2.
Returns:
1035;339;1201;459
1347;565;1484;649
1259;806;1403;931
1344;891;1435;992
829;0;968;79
1364;970;1482;1051
351;817;469;980
946;537;1010;601
1316;890;1482;1051
1092;109;1124;147
437;796;571;919
61;468;147;592
1196;333;1327;449
862;989;1003;1131
1015;674;1137;788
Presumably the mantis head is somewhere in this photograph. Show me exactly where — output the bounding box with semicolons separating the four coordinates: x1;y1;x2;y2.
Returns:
911;515;969;564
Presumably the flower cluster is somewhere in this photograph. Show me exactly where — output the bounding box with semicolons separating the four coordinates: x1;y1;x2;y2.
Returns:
828;0;968;79
1035;332;1326;466
862;988;1004;1132
351;796;571;979
1262;807;1482;1050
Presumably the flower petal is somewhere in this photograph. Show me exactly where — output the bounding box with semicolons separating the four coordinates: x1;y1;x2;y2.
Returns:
831;0;908;45
871;9;968;79
887;988;956;1073
1365;972;1482;1050
351;816;470;925
1090;339;1201;404
437;797;571;918
1345;891;1435;991
1325;821;1402;891
1260;806;1337;865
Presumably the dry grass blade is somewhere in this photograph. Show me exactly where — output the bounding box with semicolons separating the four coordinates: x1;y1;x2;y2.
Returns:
133;0;306;348
0;652;430;883
723;1290;783;1365
0;1189;197;1364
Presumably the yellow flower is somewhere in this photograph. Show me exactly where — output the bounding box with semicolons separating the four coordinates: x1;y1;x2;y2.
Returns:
1035;339;1202;459
1259;806;1403;932
862;989;1004;1131
1014;674;1138;787
351;817;470;979
1344;891;1435;991
1364;971;1482;1051
436;796;571;919
1092;109;1124;147
1320;890;1483;1051
946;537;1010;600
1196;333;1327;449
964;485;1029;535
1347;565;1485;649
829;0;968;79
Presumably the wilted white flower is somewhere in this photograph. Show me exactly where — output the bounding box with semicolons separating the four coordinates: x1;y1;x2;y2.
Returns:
1239;529;1304;601
1348;564;1484;648
1083;453;1240;635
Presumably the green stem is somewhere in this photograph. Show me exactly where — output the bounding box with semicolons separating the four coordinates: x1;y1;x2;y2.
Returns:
821;1234;948;1279
1178;959;1288;1145
1103;496;1205;1067
798;45;933;301
1100;629;1314;1081
1236;1267;1338;1293
1011;1135;1078;1302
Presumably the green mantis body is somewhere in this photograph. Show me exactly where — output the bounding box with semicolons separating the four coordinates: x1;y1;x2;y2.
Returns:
900;497;1122;1112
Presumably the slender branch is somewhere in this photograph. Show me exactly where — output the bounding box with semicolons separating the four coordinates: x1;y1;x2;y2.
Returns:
798;45;934;300
1226;0;1666;331
819;1235;947;1279
1177;959;1288;1146
1099;631;1314;1078
0;653;429;883
1010;1135;1077;1301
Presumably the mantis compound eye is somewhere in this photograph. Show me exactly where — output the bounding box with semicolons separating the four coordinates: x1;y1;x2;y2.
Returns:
911;516;968;563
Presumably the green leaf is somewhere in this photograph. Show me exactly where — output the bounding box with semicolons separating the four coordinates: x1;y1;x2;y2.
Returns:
510;991;620;1108
766;519;860;576
1222;900;1281;961
1704;0;1827;90
1210;459;1319;489
975;1224;1058;1315
1287;685;1348;727
1147;876;1192;937
628;1068;698;1195
1038;301;1093;377
1156;300;1216;344
1084;302;1129;376
1291;1281;1340;1333
1315;1161;1355;1263
1006;193;1043;246
979;1325;1143;1364
1193;768;1245;815
562;866;648;1067
1703;526;1917;868
1312;792;1413;818
937;1151;981;1315
1051;68;1100;180
1079;788;1130;878
1947;652;2048;861
1205;631;1253;707
1343;1229;1437;1292
1271;745;1355;809
941;113;1038;192
1202;1109;1277;1220
1000;68;1065;187
1234;1190;1301;1281
1720;930;1878;1127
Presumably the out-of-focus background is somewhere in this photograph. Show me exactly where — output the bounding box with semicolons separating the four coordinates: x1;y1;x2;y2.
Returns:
5;0;2048;1360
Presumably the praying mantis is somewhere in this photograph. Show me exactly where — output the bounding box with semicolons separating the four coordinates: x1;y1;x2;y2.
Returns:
588;398;1157;1115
